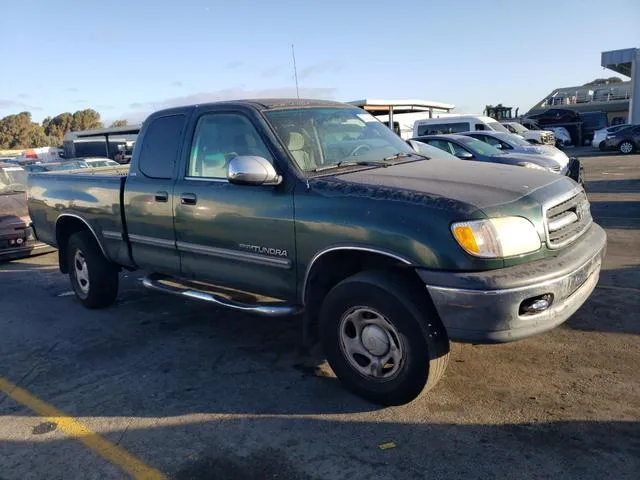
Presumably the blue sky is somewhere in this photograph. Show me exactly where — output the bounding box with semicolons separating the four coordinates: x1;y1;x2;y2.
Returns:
1;0;639;124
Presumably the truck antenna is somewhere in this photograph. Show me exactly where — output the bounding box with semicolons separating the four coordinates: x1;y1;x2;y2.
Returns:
291;44;300;100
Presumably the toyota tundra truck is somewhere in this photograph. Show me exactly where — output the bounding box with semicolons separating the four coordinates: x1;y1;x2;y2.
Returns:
27;99;606;406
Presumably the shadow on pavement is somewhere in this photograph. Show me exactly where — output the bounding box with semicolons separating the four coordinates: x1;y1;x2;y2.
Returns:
1;418;638;479
588;200;640;229
566;268;640;336
586;178;640;195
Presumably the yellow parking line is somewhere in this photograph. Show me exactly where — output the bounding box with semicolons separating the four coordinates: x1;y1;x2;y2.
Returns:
0;376;166;480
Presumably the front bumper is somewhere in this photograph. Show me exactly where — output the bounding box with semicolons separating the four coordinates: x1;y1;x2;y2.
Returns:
565;157;583;183
418;223;607;343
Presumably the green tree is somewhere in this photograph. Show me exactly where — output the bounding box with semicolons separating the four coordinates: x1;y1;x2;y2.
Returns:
28;127;61;148
0;112;44;149
70;109;103;131
109;119;128;127
43;112;73;141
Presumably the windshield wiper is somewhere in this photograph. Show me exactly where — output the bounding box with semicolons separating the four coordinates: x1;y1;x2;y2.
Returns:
384;151;429;161
311;160;389;172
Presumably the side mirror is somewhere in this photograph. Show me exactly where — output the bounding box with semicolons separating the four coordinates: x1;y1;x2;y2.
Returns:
227;156;282;186
494;143;503;149
456;151;474;160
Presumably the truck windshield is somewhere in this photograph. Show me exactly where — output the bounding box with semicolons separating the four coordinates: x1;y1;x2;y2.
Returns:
486;121;511;133
506;123;528;134
264;107;417;172
491;132;532;147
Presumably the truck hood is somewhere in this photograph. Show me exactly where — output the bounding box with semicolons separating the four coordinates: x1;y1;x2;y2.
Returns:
314;158;576;212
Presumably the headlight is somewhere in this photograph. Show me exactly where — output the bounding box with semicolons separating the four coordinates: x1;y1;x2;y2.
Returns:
451;217;541;258
518;161;546;170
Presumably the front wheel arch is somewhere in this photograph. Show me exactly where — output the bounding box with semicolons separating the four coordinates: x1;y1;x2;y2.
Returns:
318;269;450;405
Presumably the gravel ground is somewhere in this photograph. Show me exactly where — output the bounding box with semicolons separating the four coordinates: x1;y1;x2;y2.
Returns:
0;154;638;480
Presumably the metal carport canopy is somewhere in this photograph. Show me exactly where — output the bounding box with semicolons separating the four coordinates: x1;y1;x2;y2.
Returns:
347;98;455;114
348;98;455;131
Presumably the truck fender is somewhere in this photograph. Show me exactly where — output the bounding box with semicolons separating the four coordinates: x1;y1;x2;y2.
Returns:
55;214;110;273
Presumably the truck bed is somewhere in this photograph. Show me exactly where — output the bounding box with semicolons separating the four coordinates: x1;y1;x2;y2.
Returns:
27;166;131;266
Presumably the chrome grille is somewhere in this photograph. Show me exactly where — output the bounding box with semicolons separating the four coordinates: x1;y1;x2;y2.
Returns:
544;190;592;248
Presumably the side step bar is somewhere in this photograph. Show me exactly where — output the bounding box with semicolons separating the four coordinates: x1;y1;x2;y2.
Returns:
141;273;299;317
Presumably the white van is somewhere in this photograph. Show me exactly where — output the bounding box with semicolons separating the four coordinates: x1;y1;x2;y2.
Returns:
412;115;511;137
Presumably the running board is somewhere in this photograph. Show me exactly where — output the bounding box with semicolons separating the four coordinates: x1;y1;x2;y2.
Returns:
141;273;299;317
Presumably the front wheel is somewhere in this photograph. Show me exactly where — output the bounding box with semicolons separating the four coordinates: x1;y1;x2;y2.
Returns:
67;231;119;309
318;270;450;406
619;141;635;155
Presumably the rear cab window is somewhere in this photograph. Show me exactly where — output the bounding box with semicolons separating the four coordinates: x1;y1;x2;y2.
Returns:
138;114;187;179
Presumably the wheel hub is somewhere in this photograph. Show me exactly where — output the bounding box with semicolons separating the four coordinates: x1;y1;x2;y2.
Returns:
361;324;390;356
74;250;90;294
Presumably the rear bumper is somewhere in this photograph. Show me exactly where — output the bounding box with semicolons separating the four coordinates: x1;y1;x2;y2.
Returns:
418;223;606;343
0;227;56;262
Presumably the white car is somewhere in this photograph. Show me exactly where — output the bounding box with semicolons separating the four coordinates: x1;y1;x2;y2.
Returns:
501;122;556;146
81;157;121;168
591;124;631;150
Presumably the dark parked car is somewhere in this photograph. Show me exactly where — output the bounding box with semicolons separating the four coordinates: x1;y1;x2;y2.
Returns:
410;134;571;176
0;163;54;261
579;111;608;145
525;108;581;126
459;131;584;185
601;125;640;154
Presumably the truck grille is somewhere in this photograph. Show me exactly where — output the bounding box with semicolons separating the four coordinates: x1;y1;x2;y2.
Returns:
543;133;556;145
544;190;592;248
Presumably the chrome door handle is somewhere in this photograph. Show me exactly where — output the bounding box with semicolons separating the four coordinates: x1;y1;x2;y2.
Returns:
180;193;197;205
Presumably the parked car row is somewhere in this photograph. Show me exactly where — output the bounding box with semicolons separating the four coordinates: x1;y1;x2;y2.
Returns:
592;124;640;154
411;115;558;146
23;157;120;172
409;131;583;184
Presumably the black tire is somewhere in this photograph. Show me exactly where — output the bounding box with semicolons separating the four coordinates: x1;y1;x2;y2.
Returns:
67;231;119;309
318;270;450;406
618;141;635;155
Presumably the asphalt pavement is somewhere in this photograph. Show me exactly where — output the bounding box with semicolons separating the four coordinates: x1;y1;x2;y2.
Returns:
1;154;639;480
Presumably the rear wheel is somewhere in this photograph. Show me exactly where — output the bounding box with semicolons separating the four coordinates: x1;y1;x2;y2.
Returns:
619;141;635;154
67;231;119;309
319;270;450;406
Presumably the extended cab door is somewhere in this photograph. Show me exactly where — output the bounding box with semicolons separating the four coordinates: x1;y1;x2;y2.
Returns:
172;107;296;302
123;111;189;274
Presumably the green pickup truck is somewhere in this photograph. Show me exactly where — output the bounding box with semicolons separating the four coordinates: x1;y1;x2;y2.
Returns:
28;99;606;405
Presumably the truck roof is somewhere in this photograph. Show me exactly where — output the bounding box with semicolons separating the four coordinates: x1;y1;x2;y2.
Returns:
151;98;350;118
241;98;348;109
